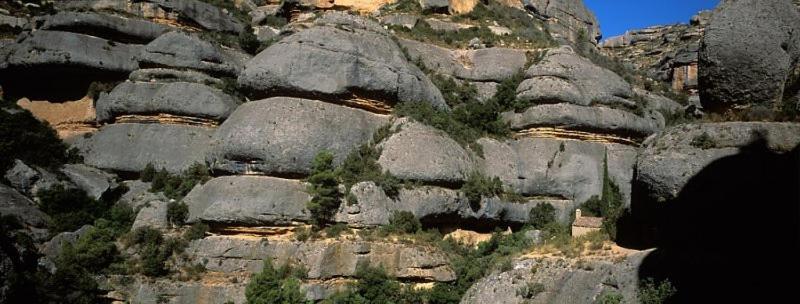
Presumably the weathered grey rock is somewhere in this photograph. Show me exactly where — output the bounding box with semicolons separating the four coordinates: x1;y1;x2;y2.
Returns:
419;0;449;12
96;81;238;122
699;0;800;111
3;160;39;195
140;31;241;77
523;0;601;44
184;176;310;225
479;137;637;205
3;160;63;197
207;97;388;176
424;19;474;32
145;0;244;33
131;200;169;230
187;236;456;282
461;251;651;304
36;11;170;44
118;180;168;209
517;47;635;108
254;25;279;42
80;123;214;173
250;5;282;26
1;30;140;73
122;278;247;304
379;14;419;29
40;225;93;260
0;183;49;230
128;68;223;86
238;13;446;109
335;181;575;227
398;39;528;82
633;87;683;116
502;103;663;138
377;119;474;184
61;164;118;200
0;14;27;30
637;122;800;203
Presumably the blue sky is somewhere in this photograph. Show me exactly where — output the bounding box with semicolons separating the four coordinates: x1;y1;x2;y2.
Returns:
584;0;719;40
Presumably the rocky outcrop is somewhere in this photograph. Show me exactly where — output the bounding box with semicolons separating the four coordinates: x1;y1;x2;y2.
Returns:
0;183;49;233
636;122;800;203
699;0;800;112
61;164;118;201
186;236;456;282
517;47;634;108
96;81;238;123
56;0;244;33
128;68;224;86
35;11;170;44
238;12;446;110
377;119;475;185
460;251;649;304
120;278;246;304
336;181;575;228
40;225;93;260
397;38;528;100
184;175;311;226
131;200;169;230
3;160;63;197
140;31;243;77
480;137;636;205
207;97;388;176
118;180;167;209
503;103;662;142
522;0;601;44
79;123;214;173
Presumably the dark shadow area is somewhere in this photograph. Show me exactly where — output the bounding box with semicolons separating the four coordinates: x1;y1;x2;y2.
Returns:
0;66;127;102
635;137;799;302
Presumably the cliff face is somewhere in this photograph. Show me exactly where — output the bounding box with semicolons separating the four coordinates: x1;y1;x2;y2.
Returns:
600;11;711;95
1;1;799;303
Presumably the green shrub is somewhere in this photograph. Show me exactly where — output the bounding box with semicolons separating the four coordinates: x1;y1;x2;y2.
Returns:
528;203;556;230
578;155;625;240
597;291;624;304
146;163;210;200
262;15;288;28
492;70;528;113
184;222;209;241
517;282;545;299
245;260;308;304
141;163;156;182
638;278;676;304
430;74;479;108
239;25;262;55
0;105;69;173
126;227;188;277
386;211;421;234
690;132;716;149
39;185;132;233
394;101;482;148
306;151;342;229
325;223;349;238
336;125;402;198
167;201;189;226
461;171;504;210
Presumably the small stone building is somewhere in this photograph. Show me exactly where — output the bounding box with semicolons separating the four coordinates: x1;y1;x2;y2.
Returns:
571;209;603;237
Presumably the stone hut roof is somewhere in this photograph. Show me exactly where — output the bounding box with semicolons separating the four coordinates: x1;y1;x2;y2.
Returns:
573;216;603;228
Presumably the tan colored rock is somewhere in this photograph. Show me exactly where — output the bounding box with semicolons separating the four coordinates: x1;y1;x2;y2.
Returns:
16;97;97;140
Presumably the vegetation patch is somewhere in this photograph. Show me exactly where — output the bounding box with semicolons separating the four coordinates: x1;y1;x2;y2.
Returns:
689;132;716;149
0;102;72;174
141;163;211;200
245;260;308;304
579;155;626;240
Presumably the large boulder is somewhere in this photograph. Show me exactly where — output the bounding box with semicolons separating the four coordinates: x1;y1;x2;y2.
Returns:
139;32;242;77
186;236;456;282
398;39;528;82
96;81;238;123
238;12;446;110
699;0;800;111
61;164;118;201
480;137;637;205
0;183;49;231
636;122;800;203
36;11;170;44
79;123;214;173
131;200;170;230
335;182;576;228
501;103;663;139
377;119;475;185
207;97;388;176
516;47;635;108
184;176;311;226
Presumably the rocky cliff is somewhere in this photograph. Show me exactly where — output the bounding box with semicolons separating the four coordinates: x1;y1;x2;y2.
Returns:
1;0;798;303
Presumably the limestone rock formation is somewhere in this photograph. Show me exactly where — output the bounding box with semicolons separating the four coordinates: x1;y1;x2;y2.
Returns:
96;81;238;123
0;183;49;233
61;164;118;200
699;0;800;111
207;97;388;176
184;175;311;226
131;200;170;230
377;119;475;185
140;31;244;77
238;12;447;110
636;122;800;203
522;0;601;44
79;123;214;173
35;11;171;44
